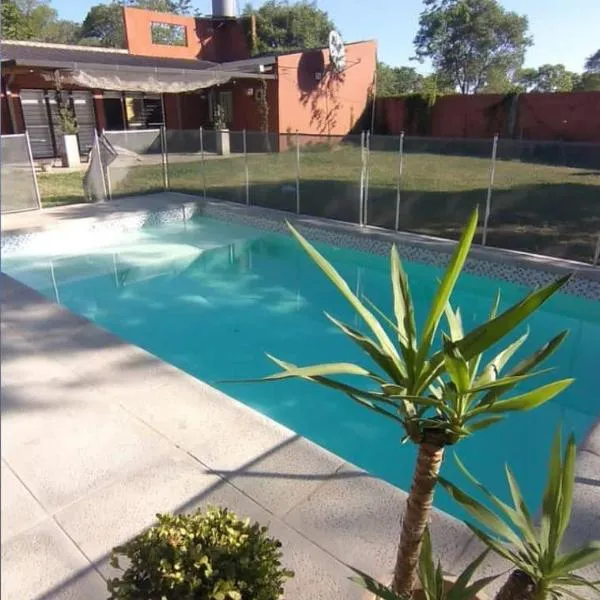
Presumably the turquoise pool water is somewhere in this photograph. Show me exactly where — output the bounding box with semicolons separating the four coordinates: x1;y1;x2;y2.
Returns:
3;217;599;517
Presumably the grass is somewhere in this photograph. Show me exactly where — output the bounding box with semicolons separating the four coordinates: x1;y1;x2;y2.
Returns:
36;145;600;263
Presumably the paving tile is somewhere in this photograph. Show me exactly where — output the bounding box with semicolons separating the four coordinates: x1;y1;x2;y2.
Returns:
0;518;107;600
55;450;224;577
1;459;47;543
580;420;600;457
119;372;344;517
284;462;474;583
1;400;174;513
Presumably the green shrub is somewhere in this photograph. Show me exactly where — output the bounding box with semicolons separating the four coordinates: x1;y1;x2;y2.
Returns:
107;506;294;600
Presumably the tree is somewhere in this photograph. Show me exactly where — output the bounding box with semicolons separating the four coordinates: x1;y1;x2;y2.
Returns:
515;64;578;93
414;0;532;94
0;0;34;39
79;0;194;48
257;209;572;598
584;49;600;73
242;0;335;55
574;72;600;91
377;63;424;96
80;2;125;47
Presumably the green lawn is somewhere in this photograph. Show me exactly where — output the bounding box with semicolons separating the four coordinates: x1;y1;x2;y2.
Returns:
37;146;600;263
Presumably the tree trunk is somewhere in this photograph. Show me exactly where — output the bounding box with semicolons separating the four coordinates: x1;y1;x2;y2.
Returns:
391;436;445;597
494;570;536;600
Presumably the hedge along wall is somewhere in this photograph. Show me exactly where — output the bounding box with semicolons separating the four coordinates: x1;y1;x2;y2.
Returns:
376;91;600;142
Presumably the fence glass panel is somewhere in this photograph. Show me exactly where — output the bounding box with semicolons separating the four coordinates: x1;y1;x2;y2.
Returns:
1;134;40;213
103;129;164;197
487;140;600;263
364;134;402;229
297;134;363;224
165;129;204;195
202;130;246;204
246;132;297;213
395;137;493;241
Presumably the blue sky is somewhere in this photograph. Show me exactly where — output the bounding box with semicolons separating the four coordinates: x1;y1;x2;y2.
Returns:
54;0;599;73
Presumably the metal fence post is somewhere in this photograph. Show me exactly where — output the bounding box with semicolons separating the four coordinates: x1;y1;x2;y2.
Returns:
161;125;169;190
295;131;300;214
93;128;108;202
199;127;206;201
593;233;600;266
359;131;366;226
395;131;405;232
24;130;42;209
102;130;113;201
363;131;371;226
243;129;250;205
482;133;498;246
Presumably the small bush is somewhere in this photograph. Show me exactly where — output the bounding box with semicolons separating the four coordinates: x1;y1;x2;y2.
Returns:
107;506;294;600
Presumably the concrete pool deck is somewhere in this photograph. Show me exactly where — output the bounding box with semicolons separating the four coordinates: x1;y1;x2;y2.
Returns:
2;193;599;600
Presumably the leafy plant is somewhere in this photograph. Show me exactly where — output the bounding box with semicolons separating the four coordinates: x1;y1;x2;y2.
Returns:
213;104;227;130
439;430;600;600
107;506;293;600
352;528;499;600
57;104;79;135
255;207;572;597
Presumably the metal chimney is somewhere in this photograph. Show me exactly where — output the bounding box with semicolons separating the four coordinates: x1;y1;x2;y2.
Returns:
212;0;237;18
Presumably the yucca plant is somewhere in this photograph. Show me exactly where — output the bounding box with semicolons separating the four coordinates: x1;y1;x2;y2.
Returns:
351;528;499;600
439;430;600;600
256;208;574;597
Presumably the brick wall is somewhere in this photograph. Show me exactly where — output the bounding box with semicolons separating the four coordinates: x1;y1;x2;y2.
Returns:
377;92;600;141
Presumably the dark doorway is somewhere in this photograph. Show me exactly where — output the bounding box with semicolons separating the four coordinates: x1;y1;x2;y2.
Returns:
103;98;125;130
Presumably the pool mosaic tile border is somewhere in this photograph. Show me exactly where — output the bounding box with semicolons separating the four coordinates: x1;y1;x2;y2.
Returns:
199;202;600;301
2;198;599;301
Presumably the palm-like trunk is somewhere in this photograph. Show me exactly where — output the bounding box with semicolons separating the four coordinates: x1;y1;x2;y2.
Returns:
494;570;536;600
392;437;445;597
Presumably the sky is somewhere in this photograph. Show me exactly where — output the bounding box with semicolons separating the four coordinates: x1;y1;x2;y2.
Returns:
53;0;600;73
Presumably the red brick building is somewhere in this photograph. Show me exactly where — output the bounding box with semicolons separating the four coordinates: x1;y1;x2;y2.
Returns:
0;3;376;158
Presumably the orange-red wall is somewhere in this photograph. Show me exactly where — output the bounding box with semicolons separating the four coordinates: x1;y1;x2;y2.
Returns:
378;92;600;141
277;40;376;136
122;7;249;62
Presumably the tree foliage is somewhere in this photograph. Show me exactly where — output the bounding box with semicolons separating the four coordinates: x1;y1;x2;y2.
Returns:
516;64;578;93
242;0;335;55
1;0;34;39
584;48;600;73
377;63;424;96
414;0;532;94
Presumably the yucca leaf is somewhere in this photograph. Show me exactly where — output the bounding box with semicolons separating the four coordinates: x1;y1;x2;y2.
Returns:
345;392;407;425
444;303;464;342
552;543;600;576
467;291;501;381
349;567;402;600
466;371;547;396
463;415;504;433
447;548;490;599
438;476;525;549
557;434;577;545
419;527;436;600
416;207;479;370
287;222;401;362
444;342;470;395
469;379;573;416
324;312;408;382
461;575;500;600
466;523;528;571
557;588;592;600
446;276;570;368
479;331;569;407
262;356;376;380
541;428;564;556
472;331;529;390
390;245;417;359
505;465;538;548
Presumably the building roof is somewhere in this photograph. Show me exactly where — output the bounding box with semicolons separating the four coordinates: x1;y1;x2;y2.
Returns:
1;40;219;72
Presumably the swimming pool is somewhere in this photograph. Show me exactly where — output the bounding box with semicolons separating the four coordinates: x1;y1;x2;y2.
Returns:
3;213;599;518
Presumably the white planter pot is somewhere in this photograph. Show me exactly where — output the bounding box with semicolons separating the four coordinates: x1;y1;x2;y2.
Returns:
62;134;80;168
216;129;230;156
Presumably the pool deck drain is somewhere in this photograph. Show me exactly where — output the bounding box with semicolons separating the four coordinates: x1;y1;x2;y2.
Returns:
2;193;599;600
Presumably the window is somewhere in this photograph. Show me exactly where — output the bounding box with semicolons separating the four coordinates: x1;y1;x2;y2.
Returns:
151;22;187;46
208;91;234;126
124;94;164;129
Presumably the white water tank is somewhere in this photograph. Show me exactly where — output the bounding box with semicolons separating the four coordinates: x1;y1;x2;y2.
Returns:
212;0;237;17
